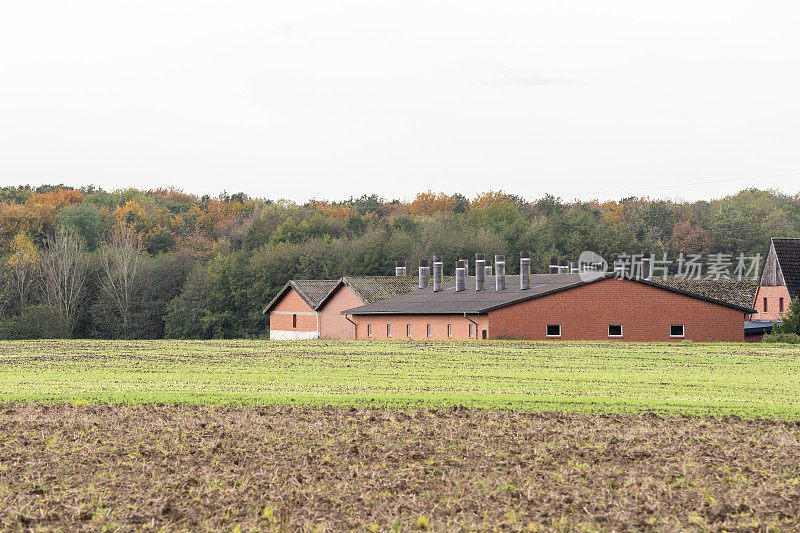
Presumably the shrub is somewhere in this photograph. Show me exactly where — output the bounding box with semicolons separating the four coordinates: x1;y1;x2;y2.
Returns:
772;298;800;336
763;332;800;344
0;306;70;339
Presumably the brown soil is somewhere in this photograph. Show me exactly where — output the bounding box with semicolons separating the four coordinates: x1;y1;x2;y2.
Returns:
1;404;799;531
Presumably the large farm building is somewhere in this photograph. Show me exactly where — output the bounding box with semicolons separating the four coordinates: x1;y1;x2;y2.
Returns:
261;238;800;342
264;238;800;342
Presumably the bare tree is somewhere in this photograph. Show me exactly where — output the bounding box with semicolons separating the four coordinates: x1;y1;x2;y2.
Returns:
41;227;89;334
99;225;145;338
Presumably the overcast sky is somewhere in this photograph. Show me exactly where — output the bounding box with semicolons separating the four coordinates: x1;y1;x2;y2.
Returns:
1;1;799;203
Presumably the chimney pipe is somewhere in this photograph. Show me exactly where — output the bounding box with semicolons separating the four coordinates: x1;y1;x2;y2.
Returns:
433;255;443;292
475;253;486;291
395;260;406;277
484;264;492;279
520;251;531;290
495;255;506;291
455;261;466;292
549;256;560;274
418;259;430;289
641;253;651;280
459;259;469;278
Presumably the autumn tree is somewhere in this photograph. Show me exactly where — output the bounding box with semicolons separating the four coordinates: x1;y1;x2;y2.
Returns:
5;233;39;313
409;192;456;216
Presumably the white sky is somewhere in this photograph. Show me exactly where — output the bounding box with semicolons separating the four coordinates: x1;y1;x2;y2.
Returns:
1;1;799;203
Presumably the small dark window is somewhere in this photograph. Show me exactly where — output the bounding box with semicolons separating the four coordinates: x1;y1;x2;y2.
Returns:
292;314;297;328
779;298;785;313
546;324;561;337
447;324;453;338
426;324;431;338
407;324;412;338
764;297;768;312
670;324;685;337
481;329;488;339
387;324;392;338
367;324;372;337
608;324;623;337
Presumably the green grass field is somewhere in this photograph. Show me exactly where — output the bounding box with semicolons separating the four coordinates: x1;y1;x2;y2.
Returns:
1;339;799;418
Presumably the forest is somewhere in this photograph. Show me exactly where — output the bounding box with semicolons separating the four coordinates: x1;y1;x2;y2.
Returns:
1;184;799;339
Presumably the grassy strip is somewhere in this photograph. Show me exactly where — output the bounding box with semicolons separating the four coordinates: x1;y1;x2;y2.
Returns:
1;339;799;418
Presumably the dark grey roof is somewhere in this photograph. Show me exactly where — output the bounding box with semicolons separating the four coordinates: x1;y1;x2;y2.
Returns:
744;320;779;335
343;273;609;315
772;238;800;299
649;276;759;309
342;273;757;315
263;279;339;313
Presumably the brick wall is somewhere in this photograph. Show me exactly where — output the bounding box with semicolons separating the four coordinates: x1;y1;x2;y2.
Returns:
352;314;489;341
319;285;364;339
752;285;791;320
489;277;745;342
269;288;318;334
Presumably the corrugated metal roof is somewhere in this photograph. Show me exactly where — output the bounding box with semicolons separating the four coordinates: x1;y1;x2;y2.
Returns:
772;238;800;299
649;276;759;309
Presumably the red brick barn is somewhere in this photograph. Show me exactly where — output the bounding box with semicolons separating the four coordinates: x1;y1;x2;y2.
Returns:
343;256;754;342
263;276;420;339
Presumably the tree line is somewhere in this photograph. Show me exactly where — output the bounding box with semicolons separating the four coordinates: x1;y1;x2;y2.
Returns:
1;185;799;339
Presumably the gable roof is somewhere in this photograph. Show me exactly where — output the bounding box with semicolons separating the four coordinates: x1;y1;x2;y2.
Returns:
264;276;425;314
648;276;759;309
262;279;339;314
771;238;800;299
342;273;756;315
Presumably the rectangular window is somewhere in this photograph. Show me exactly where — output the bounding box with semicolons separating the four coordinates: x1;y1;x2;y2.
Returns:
482;329;488;340
426;324;431;338
780;297;785;313
546;324;561;337
387;324;392;338
670;324;685;338
407;324;412;338
292;314;297;328
367;324;372;338
469;323;476;339
608;324;623;338
764;297;768;312
447;324;453;338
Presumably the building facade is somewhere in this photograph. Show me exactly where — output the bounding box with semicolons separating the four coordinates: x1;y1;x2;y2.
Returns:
264;276;421;339
752;238;799;321
346;276;749;342
343;255;754;342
